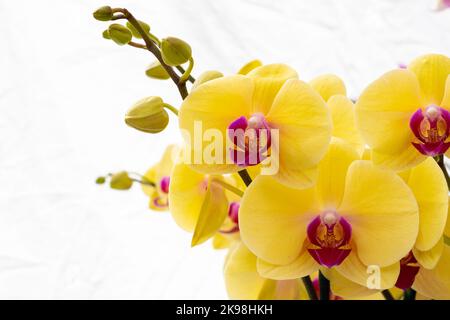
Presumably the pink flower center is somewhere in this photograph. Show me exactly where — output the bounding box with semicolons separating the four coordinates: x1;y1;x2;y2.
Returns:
306;211;352;268
220;201;240;234
227;113;271;166
395;251;420;290
159;176;170;194
410;105;450;156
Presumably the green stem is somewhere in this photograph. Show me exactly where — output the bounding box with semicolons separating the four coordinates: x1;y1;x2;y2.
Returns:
130;178;155;187
404;288;416;300
381;289;394;300
301;276;318;300
163;103;179;116
179;57;194;84
211;179;244;197
176;66;195;83
318;271;330;300
237;169;252;187
435;154;450;190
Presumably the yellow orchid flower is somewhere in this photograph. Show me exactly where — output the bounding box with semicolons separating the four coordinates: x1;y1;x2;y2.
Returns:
179;63;332;189
141;144;179;211
169;159;248;246
224;242;307;300
341;153;448;291
239;138;419;288
211;167;261;250
355;54;450;171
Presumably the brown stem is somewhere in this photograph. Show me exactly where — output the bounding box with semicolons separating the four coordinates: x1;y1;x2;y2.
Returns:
125;42;195;83
114;8;188;99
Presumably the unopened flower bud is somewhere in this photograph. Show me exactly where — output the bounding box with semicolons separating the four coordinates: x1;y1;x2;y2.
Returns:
192;70;223;90
126;21;150;39
145;61;170;80
96;176;106;184
108;24;132;46
102;30;111;39
110;171;133;190
93;6;113;21
161;37;192;66
125;97;169;133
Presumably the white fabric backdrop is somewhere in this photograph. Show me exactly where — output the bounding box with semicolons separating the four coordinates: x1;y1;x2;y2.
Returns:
0;0;449;299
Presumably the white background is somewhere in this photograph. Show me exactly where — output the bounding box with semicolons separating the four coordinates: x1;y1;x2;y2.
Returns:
0;0;449;299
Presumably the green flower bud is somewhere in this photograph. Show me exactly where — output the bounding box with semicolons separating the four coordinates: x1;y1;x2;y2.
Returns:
125;97;169;133
96;176;106;184
110;171;133;190
102;30;111;40
108;24;132;46
126;21;150;39
161;37;192;66
192;70;223;90
93;6;113;21
145;61;170;80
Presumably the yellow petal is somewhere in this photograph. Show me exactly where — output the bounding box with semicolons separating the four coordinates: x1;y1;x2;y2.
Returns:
237;59;263;75
328;95;365;155
413;238;444;270
309;74;347;102
257;248;319;280
339;160;419;267
355;69;423;171
403;157;448;251
224;242;304;300
179;75;253;174
212;233;235;250
191;177;229;246
247;63;298;114
441;75;450;110
413;244;450;299
168;162;208;232
408;54;450;105
239;175;319;265
224;242;267;300
445;197;450;238
257;278;304;300
371;147;427;172
316;138;360;209
323;268;380;299
267;79;332;188
335;249;400;290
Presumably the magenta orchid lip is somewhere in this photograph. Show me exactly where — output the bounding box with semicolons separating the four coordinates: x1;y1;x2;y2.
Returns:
228;113;272;167
410;105;450;156
306;212;352;268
